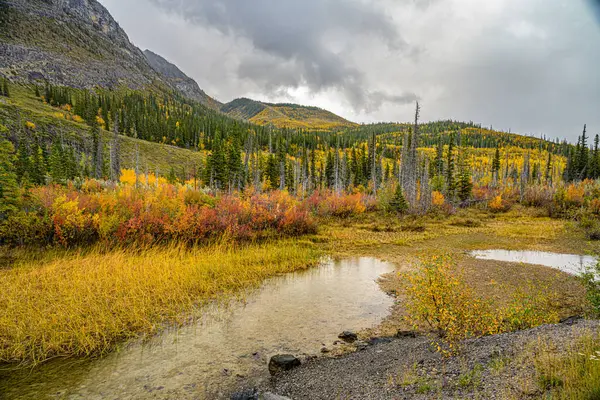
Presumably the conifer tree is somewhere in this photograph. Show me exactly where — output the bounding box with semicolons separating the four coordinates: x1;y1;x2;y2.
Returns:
389;183;409;214
492;145;501;185
0;139;19;217
1;78;9;97
48;141;65;183
15;145;31;184
31;145;47;185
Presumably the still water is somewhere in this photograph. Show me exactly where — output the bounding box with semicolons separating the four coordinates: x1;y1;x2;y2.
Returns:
0;257;394;399
470;249;597;275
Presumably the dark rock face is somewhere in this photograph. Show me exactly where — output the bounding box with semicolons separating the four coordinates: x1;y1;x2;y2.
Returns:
143;50;222;110
0;0;218;109
0;0;156;89
338;331;358;343
268;354;301;376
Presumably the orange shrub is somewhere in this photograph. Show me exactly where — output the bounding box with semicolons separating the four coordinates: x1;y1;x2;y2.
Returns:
489;195;511;213
565;183;585;207
432;191;445;207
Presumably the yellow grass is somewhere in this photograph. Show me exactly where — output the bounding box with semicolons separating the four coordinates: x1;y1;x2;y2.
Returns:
0;241;321;365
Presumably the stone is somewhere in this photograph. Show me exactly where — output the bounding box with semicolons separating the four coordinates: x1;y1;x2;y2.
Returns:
230;388;259;400
338;331;358;343
262;393;292;400
268;354;301;376
559;315;582;325
396;330;418;338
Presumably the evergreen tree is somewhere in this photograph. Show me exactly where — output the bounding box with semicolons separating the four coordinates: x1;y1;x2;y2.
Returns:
578;124;589;178
491;145;501;184
457;164;473;202
265;153;279;190
1;78;9;97
324;150;335;188
30;145;47;185
389;184;409;214
15;144;31;184
167;166;178;184
0;140;20;217
48;141;65;183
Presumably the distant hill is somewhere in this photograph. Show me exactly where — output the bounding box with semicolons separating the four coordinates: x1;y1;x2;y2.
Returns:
143;50;222;111
221;98;357;131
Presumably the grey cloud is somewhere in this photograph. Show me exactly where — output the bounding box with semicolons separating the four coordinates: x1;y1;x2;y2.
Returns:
150;0;412;111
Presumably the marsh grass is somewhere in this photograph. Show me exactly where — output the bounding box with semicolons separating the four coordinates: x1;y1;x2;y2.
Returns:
533;333;600;399
0;240;320;365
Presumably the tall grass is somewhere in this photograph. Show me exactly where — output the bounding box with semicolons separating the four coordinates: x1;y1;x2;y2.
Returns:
534;333;600;399
0;241;320;365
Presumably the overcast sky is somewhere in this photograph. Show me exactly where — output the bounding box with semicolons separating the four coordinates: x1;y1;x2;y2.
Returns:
99;0;600;142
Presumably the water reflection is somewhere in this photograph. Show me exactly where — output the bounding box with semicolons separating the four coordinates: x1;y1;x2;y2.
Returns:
0;257;394;399
470;250;597;275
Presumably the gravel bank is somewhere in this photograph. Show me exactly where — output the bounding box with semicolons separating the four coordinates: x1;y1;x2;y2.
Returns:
257;319;600;399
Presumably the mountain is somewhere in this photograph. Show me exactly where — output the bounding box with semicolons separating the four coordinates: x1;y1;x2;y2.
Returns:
143;49;222;110
221;98;357;131
0;0;161;90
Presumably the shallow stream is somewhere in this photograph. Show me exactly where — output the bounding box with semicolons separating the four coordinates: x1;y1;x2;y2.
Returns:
0;257;394;399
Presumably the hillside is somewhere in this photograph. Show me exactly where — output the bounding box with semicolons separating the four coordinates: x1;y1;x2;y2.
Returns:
221;98;357;131
0;84;205;175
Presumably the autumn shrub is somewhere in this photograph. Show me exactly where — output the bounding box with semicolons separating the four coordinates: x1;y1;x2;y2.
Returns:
431;191;445;207
522;185;554;207
403;255;500;354
0;211;53;246
1;183;324;247
402;255;559;354
488;195;512;213
588;198;600;215
308;191;368;218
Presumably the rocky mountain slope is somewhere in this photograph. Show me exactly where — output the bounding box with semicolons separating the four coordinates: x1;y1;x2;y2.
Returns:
143;49;222;110
0;0;163;90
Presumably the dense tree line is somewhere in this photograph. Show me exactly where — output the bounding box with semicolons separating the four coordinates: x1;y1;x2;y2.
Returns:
0;81;585;217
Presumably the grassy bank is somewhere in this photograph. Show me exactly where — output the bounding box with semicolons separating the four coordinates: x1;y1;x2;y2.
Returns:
0;240;321;365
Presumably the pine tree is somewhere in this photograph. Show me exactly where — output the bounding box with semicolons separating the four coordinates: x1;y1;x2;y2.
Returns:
2;79;9;97
30;145;47;185
491;145;501;185
457;163;473;202
0;140;20;217
167;166;178;184
324;150;335;188
265;153;278;190
15;145;31;184
389;183;409;214
49;141;65;183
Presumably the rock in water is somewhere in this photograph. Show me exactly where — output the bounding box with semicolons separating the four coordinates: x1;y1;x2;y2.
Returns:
268;354;301;375
338;331;358;343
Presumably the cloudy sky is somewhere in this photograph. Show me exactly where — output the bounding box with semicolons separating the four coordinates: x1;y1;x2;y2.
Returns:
99;0;600;141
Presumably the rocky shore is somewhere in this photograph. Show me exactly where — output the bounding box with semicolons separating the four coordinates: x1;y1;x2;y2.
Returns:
232;318;599;399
